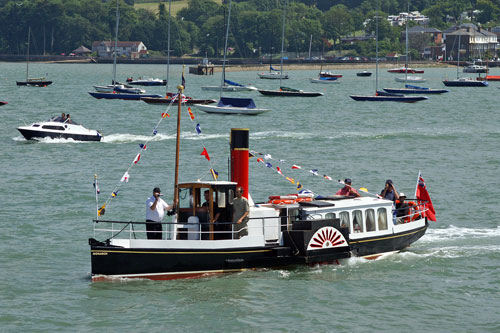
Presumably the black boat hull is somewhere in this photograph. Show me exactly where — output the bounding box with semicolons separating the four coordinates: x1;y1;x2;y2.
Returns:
89;243;350;281
141;97;217;105
18;128;102;142
16;80;52;87
442;80;488;87
258;89;323;97
350;222;428;258
350;95;428;103
383;88;449;94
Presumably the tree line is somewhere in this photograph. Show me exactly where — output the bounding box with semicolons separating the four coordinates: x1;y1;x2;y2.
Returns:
0;0;498;59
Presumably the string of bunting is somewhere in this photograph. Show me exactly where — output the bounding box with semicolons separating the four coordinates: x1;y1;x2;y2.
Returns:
249;150;378;197
185;106;219;181
95;95;180;217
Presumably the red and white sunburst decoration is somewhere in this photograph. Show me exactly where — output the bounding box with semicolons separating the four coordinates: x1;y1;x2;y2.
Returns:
307;227;347;251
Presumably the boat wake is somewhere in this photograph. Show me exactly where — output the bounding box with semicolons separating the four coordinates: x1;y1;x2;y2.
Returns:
102;132;227;143
421;225;500;243
13;136;91;144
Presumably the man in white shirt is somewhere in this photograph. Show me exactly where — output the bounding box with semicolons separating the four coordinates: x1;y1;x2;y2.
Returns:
145;187;173;239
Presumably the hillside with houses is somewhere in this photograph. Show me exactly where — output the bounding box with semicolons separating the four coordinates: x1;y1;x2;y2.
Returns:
1;0;499;63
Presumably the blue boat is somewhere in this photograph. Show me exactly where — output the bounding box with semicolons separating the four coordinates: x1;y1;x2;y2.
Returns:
88;91;163;100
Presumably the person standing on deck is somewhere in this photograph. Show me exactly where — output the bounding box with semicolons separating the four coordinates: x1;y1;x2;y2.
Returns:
232;186;249;238
145;187;173;240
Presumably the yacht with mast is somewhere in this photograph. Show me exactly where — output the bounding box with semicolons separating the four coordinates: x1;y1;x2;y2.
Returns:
16;27;52;87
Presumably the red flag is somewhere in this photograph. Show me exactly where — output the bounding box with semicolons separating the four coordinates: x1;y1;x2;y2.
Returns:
200;147;210;161
292;164;302;169
276;166;283;175
416;175;436;221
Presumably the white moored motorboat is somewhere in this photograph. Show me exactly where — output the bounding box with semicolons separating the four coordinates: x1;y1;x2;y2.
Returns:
257;71;289;79
18;115;103;142
194;97;270;115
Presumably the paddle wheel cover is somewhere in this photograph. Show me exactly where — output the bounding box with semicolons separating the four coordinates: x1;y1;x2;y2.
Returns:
307;227;347;251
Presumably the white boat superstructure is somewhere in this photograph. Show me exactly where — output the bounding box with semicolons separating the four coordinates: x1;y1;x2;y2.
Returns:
18;116;103;141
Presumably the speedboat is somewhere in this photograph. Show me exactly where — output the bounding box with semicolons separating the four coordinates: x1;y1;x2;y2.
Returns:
126;77;166;86
463;64;488;74
17;116;103;141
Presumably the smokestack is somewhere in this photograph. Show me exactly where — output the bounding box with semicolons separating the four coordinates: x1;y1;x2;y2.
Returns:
230;128;249;198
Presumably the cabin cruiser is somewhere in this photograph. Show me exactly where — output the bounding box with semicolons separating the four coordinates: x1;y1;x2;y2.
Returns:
18;116;103;141
89;127;432;281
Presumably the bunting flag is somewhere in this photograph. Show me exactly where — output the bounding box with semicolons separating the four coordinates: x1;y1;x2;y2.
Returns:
286;177;295;184
195;124;202;135
276;167;283;175
323;175;332;180
297;182;303;191
133;153;141;164
120;171;130;183
265;162;272;168
264;154;272;159
201;147;210;161
139;144;147;150
249;152;255;158
97;204;106;216
161;112;170;118
93;180;100;194
292;164;302;169
111;191;119;197
153;129;158;136
257;158;264;163
210;168;219;180
309;169;319;176
188;107;195;121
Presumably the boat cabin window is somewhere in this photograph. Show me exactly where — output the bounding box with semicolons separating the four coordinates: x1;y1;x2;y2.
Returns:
378;208;388;230
366;209;376;232
339;211;349;231
217;190;226;208
353;210;363;232
42;125;65;131
33;124;40;127
228;189;235;205
325;212;336;220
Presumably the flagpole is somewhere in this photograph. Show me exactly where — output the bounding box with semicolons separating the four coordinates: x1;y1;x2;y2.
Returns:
414;170;421;199
94;174;99;220
173;85;183;209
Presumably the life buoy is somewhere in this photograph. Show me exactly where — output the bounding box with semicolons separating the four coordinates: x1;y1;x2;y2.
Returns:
295;197;313;202
270;199;296;205
406;201;420;222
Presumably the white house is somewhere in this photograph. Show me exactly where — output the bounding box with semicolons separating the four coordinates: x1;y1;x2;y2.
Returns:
91;41;148;59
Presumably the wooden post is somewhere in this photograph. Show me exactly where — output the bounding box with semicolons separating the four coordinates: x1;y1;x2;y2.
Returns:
173;85;183;210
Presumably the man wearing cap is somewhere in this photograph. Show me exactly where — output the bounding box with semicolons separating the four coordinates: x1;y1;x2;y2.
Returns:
396;192;410;224
336;179;361;197
380;179;399;203
145;187;173;240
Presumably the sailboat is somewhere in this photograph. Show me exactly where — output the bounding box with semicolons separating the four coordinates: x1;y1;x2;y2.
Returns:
16;27;52;87
257;48;289;79
310;45;341;84
194;0;270;115
383;2;448;95
443;24;488;87
201;61;257;91
141;0;217;106
89;0;162;100
350;0;428;103
258;0;323;97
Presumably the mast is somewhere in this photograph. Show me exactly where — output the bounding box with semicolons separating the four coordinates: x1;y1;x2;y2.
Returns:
112;0;119;85
279;0;287;87
166;0;171;94
457;24;461;79
405;1;409;84
308;34;312;59
219;0;232;100
173;85;183;208
26;27;31;81
375;0;379;93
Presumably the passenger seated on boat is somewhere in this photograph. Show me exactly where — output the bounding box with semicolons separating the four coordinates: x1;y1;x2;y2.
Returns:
395;193;410;224
232;186;249;238
335;178;361;197
65;113;72;124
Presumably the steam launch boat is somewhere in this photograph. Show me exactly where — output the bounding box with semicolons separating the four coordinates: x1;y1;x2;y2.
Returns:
89;124;432;281
18;115;103;141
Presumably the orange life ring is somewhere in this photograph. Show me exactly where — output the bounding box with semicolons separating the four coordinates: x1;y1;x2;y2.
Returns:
270;199;296;205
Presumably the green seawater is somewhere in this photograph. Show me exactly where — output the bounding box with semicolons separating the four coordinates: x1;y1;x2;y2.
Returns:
1;62;499;332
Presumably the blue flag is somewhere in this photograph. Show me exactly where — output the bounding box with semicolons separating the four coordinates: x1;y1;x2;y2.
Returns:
195;124;202;135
